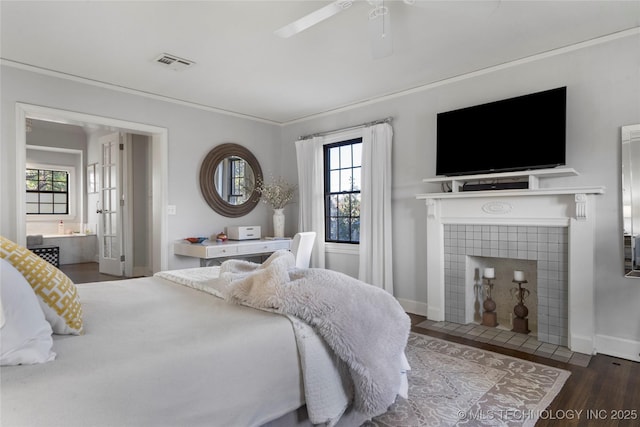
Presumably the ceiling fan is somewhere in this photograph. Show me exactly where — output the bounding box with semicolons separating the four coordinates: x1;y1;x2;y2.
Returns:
275;0;501;59
275;0;417;59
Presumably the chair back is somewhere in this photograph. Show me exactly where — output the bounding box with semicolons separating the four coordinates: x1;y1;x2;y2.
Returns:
291;232;316;268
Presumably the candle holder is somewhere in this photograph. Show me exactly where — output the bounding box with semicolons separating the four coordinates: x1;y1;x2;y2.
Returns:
510;279;530;334
481;276;498;327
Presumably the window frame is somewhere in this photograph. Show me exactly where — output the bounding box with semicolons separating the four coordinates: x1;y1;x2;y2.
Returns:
323;137;363;244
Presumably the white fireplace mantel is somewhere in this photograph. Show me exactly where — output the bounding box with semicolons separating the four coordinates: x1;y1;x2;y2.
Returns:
416;184;605;355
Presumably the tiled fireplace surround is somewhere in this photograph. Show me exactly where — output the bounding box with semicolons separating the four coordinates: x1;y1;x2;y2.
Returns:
443;224;567;346
417;184;604;355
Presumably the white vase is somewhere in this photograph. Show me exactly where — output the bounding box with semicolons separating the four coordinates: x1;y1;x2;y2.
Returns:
273;208;285;238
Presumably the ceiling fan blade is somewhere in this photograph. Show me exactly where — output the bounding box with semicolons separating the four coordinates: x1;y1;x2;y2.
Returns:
275;1;353;38
369;5;393;59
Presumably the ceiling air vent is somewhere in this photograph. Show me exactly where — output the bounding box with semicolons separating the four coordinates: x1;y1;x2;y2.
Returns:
153;53;195;71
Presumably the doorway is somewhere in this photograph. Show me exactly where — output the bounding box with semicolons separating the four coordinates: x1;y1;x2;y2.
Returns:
15;103;169;274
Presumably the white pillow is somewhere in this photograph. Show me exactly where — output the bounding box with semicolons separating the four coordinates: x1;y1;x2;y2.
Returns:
0;258;56;365
0;236;83;334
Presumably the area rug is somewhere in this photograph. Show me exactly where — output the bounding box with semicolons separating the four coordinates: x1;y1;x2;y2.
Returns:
367;333;570;427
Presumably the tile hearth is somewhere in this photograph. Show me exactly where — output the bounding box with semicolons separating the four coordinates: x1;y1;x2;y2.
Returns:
416;319;592;367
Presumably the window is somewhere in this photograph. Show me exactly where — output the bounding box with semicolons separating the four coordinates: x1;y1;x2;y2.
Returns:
26;167;69;215
324;138;362;243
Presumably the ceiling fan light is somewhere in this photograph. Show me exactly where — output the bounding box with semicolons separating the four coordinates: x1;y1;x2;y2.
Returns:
369;5;389;20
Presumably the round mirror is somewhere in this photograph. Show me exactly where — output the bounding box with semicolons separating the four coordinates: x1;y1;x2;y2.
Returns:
199;143;262;217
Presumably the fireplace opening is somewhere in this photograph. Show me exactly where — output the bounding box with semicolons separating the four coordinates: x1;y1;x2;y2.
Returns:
468;256;538;336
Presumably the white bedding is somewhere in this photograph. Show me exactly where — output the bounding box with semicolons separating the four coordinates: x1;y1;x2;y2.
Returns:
1;276;306;427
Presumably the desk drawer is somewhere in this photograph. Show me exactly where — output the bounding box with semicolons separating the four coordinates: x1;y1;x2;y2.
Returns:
206;245;238;258
239;240;290;255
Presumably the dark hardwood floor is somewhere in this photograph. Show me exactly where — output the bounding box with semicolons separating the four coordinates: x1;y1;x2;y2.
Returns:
410;313;640;426
59;262;127;284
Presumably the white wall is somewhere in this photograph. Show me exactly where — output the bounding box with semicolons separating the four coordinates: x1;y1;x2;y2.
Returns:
281;34;640;360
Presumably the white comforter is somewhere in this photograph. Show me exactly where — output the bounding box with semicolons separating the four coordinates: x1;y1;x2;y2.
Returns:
157;252;411;425
156;266;352;426
1;276;306;427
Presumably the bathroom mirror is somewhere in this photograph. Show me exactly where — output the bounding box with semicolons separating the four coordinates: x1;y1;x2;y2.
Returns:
199;143;262;217
621;124;640;277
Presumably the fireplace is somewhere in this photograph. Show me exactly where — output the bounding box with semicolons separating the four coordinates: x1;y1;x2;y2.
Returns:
417;175;604;354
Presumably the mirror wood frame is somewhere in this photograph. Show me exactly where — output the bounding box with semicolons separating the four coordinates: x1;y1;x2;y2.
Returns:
199;143;262;218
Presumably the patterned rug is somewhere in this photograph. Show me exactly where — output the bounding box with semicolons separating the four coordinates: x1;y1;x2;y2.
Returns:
367;333;570;427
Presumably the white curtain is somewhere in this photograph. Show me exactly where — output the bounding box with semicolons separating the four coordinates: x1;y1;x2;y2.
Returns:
358;123;394;294
295;137;326;268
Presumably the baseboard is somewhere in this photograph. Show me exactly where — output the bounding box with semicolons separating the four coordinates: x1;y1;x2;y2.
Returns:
397;298;428;317
595;334;640;362
133;266;150;277
569;333;596;356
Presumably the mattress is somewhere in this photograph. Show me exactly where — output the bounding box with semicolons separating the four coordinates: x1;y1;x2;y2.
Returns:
1;276;306;427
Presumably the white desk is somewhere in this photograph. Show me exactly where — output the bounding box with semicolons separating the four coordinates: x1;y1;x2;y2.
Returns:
174;239;292;266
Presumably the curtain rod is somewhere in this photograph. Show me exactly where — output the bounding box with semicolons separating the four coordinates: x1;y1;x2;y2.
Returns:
298;117;393;140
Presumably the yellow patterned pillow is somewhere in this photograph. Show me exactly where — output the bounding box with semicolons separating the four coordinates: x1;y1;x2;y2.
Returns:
0;236;83;335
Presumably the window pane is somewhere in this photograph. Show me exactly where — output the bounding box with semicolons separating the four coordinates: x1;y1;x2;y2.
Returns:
53;181;67;192
352;143;362;167
351;218;360;241
53;204;67;214
329;147;340;170
330;170;340;192
26;203;39;214
337;194;349;217
340;145;352;169
26;169;38;180
328;217;337;240
327;195;338;216
26;193;39;203
111;189;118;211
40;193;53;203
40;170;52;181
39;181;52;191
53;171;67;181
350;194;360;217
352;166;361;190
337;217;351;241
53;193;67;204
40;204;53;214
340;169;353;192
26;180;38;191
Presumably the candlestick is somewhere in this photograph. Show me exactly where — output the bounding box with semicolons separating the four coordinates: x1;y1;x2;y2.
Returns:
483;267;495;279
481;276;498;327
514;270;525;282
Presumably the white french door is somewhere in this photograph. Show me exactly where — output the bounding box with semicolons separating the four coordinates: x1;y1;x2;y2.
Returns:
98;132;124;276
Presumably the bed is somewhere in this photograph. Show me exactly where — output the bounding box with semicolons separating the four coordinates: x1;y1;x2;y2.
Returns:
1;242;410;427
2;276;309;426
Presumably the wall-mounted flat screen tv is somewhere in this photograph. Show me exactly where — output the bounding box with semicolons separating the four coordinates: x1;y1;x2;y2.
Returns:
436;87;567;176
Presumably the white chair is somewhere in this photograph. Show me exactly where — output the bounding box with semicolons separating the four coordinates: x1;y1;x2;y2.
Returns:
291;232;316;268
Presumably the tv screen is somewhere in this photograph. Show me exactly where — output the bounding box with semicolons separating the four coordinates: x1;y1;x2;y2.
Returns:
436;87;566;176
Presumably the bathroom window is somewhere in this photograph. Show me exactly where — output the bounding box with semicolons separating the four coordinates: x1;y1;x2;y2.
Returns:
26;167;70;215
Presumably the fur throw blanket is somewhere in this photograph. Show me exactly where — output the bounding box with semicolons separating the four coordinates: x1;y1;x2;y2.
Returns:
220;250;411;419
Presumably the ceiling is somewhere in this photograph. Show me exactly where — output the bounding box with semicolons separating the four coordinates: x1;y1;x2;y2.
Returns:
1;1;639;125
